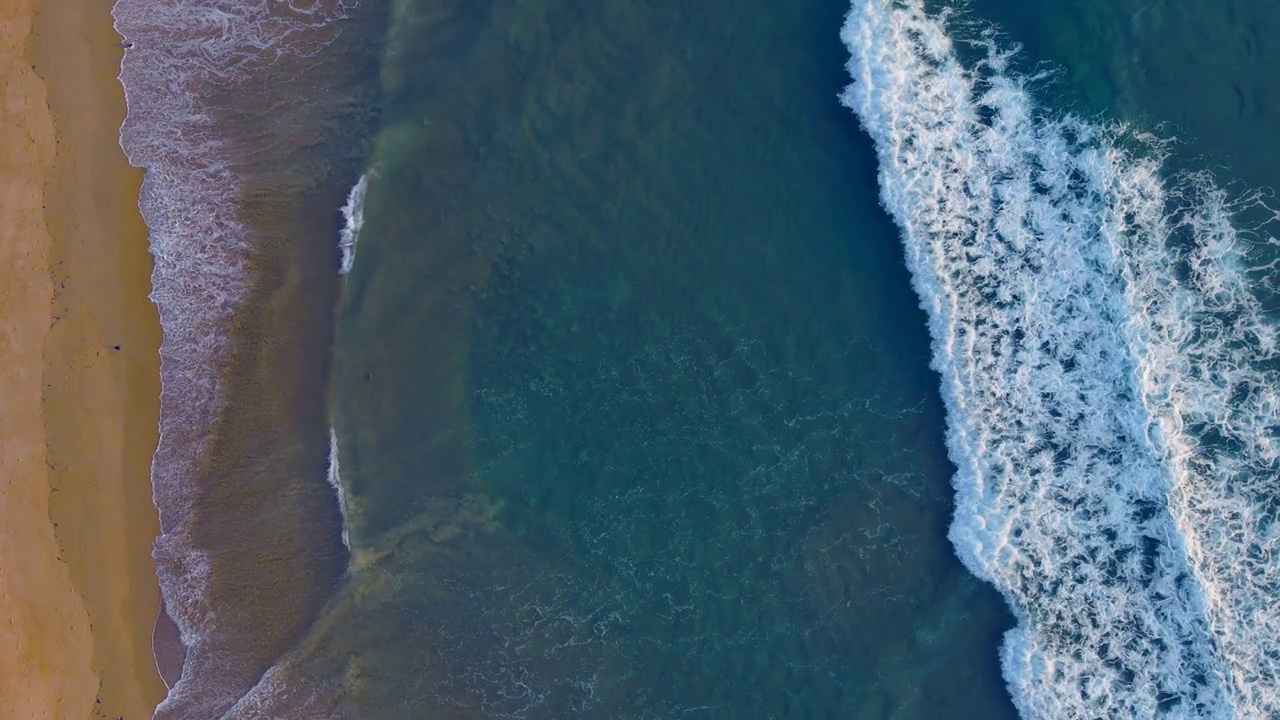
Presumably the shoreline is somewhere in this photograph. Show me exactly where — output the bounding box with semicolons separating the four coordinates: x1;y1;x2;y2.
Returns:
0;0;167;716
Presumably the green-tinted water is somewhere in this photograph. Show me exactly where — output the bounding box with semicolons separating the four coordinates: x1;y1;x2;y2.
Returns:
298;1;1280;717
325;0;1017;716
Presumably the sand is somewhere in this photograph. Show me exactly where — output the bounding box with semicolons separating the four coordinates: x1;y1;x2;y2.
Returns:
0;0;166;717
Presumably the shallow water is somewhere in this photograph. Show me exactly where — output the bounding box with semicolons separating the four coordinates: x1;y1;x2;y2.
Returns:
112;0;383;714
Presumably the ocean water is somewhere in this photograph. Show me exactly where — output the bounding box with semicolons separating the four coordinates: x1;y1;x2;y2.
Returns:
314;0;1020;716
118;0;1280;717
842;0;1280;717
113;0;385;715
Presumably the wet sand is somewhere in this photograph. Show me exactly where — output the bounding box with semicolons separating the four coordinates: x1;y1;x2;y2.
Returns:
0;0;165;717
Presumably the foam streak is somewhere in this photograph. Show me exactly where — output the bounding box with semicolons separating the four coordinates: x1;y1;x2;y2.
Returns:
338;173;367;275
327;427;351;549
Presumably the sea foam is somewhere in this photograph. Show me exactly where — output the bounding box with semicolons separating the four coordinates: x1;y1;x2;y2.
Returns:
327;427;351;549
338;173;367;275
841;1;1280;717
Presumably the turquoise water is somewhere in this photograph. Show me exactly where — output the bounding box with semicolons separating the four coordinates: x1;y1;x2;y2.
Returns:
198;0;1280;717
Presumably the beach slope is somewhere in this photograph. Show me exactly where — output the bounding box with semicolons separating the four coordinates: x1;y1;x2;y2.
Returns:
0;0;165;717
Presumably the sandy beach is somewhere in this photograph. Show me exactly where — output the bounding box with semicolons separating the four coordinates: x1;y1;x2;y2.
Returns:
0;0;165;717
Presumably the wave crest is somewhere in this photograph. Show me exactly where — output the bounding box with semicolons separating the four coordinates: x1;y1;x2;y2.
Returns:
338;173;367;275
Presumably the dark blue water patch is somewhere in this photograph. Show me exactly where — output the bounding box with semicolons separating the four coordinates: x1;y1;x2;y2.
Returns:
963;0;1280;195
318;0;1019;716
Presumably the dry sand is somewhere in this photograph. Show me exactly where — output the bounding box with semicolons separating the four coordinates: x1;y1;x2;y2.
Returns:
0;0;166;717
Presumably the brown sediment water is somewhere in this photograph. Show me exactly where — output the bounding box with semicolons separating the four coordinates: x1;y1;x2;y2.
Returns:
152;599;184;689
0;0;166;717
103;0;388;713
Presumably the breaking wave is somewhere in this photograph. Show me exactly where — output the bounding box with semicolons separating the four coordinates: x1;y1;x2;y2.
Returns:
841;1;1280;717
327;427;351;550
338;173;367;275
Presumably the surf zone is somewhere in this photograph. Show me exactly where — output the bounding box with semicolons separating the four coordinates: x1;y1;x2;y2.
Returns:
841;1;1280;717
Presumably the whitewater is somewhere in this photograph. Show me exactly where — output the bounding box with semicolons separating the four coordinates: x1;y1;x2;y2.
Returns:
114;0;358;715
338;173;367;275
841;1;1280;718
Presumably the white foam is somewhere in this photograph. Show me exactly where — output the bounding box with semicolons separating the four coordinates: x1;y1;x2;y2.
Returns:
327;426;351;549
338;172;367;275
841;1;1280;717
